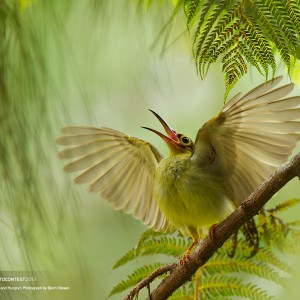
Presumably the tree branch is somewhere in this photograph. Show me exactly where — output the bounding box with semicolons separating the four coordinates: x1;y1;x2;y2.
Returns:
123;263;177;300
124;152;300;300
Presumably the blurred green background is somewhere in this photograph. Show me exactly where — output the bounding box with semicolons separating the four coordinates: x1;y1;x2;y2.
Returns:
1;0;300;299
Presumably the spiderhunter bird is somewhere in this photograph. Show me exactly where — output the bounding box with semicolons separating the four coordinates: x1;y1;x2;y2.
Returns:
56;76;300;261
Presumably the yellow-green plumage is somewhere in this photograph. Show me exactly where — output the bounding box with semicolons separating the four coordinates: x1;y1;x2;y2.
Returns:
154;152;234;239
56;76;300;256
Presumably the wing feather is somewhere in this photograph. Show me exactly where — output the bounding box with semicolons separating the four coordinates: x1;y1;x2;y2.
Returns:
193;76;300;205
56;126;171;232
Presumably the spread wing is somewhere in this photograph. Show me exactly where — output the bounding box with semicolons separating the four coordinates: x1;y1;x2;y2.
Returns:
193;76;300;206
56;126;172;232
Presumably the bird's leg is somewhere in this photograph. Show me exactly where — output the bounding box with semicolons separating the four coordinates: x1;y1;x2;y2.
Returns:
180;228;199;265
180;238;198;265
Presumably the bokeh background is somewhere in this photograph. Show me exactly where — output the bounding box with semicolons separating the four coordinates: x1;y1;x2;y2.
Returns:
1;1;300;299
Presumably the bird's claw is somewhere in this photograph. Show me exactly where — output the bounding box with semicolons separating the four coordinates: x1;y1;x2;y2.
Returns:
209;223;218;240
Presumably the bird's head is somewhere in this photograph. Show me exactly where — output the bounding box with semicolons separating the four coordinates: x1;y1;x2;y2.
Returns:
142;110;194;156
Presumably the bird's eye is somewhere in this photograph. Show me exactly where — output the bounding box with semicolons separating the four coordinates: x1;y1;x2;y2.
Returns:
180;136;191;145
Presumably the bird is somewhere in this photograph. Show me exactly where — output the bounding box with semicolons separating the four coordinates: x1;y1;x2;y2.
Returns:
56;76;300;260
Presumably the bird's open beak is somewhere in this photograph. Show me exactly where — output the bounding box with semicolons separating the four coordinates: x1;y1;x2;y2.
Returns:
142;110;180;147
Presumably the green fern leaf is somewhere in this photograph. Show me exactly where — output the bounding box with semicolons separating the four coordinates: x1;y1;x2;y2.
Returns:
255;248;293;274
199;275;276;299
196;2;241;74
241;12;276;76
202;253;285;285
194;0;228;74
286;0;300;36
113;230;170;268
262;0;298;51
113;230;188;268
268;198;300;214
200;20;241;78
238;40;263;74
137;228;176;246
193;0;215;47
286;228;300;249
222;47;247;99
184;0;201;26
203;33;238;77
112;230;164;269
113;247;137;269
169;293;194;299
168;282;195;299
109;263;164;296
138;235;188;257
251;1;291;67
185;0;300;96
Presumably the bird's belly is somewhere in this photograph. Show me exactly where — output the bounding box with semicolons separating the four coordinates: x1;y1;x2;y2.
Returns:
153;165;234;232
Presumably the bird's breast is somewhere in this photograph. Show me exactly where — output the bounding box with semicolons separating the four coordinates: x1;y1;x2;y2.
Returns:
153;155;234;231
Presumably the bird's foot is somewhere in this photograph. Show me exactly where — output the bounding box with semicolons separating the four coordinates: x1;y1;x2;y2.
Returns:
179;238;198;265
179;252;191;266
209;223;218;240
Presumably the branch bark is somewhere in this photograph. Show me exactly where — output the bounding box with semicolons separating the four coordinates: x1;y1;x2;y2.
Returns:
124;263;176;300
125;152;300;300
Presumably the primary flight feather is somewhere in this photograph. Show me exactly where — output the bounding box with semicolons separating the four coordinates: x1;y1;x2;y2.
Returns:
56;76;300;258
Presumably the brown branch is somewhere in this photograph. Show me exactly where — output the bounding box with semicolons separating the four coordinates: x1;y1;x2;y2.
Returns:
123;263;177;300
124;152;300;300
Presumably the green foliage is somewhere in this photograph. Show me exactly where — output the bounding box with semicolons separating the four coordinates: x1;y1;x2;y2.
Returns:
109;263;165;296
113;229;188;268
0;1;88;297
138;0;299;98
110;199;300;299
199;275;276;300
183;0;300;98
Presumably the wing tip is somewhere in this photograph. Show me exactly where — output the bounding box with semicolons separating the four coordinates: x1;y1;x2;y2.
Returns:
55;136;65;145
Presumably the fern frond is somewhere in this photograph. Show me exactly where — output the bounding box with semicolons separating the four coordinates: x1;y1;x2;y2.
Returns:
137;228;169;246
270;1;299;50
238;40;262;74
241;11;276;76
193;0;215;47
113;231;165;269
286;0;300;35
199;275;276;300
184;0;201;26
281;232;300;254
137;235;188;257
168;282;195;300
253;1;291;68
197;2;241;73
113;247;137;269
267;198;300;214
255;247;293;274
202;252;284;285
194;0;228;73
169;294;194;300
286;220;300;227
109;263;164;296
222;47;247;99
113;230;188;268
257;215;287;249
186;0;300;96
204;33;238;76
200;20;241;79
137;230;189;258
